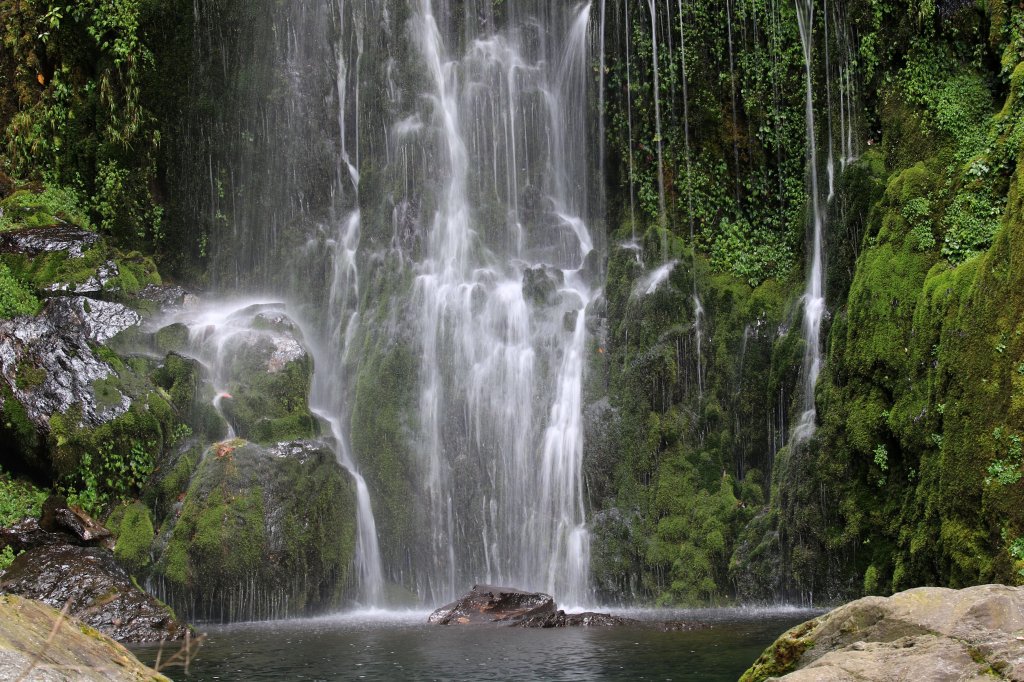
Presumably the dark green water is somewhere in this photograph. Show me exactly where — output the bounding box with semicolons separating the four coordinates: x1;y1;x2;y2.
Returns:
132;608;819;681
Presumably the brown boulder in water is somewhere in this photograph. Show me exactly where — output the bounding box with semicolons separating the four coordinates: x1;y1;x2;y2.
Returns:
428;585;556;625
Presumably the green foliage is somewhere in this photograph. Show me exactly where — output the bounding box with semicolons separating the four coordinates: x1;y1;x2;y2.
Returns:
941;191;1004;263
0;185;90;231
0;470;48;526
0;545;16;571
106;501;154;571
873;444;889;487
0;262;39;318
986;427;1023;486
0;0;168;250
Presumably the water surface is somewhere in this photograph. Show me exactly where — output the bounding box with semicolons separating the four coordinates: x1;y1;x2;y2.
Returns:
133;607;819;681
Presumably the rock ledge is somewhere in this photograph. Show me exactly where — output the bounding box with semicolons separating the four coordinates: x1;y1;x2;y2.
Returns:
741;584;1024;682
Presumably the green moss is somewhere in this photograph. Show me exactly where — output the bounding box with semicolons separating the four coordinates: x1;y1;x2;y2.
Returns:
106;501;155;572
155;441;357;620
218;340;317;444
349;335;417;577
153;323;189;354
0;186;91;232
739;618;818;682
0;263;40;318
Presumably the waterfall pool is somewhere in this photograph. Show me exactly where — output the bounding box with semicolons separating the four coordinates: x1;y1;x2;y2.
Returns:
131;607;820;680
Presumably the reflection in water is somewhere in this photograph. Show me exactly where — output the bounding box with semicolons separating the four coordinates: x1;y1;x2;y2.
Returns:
133;608;819;681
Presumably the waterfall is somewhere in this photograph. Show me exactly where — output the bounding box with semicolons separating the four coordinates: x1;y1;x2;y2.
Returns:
792;0;826;443
186;0;603;608
647;0;669;261
793;0;857;443
408;1;599;605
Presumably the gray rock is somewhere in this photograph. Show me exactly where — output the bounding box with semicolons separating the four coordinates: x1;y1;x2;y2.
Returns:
742;585;1024;682
0;296;140;435
0;226;100;259
137;284;198;313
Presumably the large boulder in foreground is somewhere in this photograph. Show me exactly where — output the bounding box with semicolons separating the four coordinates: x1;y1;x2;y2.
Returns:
0;595;167;681
741;585;1024;681
0;544;188;643
428;585;556;625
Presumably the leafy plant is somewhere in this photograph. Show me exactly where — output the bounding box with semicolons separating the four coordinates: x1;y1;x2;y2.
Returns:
986;427;1023;487
0;471;48;526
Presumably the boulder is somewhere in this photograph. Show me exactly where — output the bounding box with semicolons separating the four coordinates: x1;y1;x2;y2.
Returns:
0;545;188;643
0;594;168;681
741;584;1024;681
150;439;357;622
136;285;198;314
522;266;563;307
428;585;556;625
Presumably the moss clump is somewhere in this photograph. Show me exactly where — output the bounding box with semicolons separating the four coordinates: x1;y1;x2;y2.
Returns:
739;618;818;682
152;323;189;354
0;186;91;232
150;352;224;441
106;501;155;572
0;262;39;318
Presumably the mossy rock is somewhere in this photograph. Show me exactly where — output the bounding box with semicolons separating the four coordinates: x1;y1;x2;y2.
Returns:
152;440;357;622
218;331;318;443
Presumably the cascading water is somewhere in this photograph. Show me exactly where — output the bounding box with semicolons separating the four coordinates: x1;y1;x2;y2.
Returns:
792;0;857;443
182;0;388;607
793;0;827;443
406;0;599;606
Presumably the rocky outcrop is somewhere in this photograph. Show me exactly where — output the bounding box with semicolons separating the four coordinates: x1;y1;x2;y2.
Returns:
428;585;557;624
150;439;357;622
0;498;187;643
1;545;188;643
0;226;100;259
741;585;1024;681
0;296;139;430
0;594;168;681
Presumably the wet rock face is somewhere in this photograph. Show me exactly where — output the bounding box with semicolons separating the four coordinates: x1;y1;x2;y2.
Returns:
0;296;138;433
427;585;557;625
137;284;198;313
0;226;100;259
0;544;188;643
522;266;564;307
741;585;1024;682
0;518;65;554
